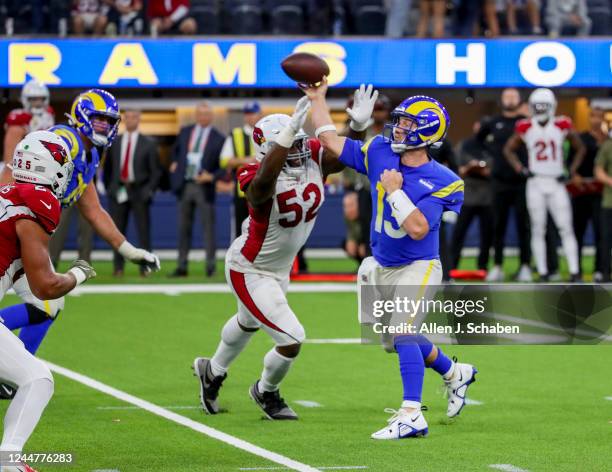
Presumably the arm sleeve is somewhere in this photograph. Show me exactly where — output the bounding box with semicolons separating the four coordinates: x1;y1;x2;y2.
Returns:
338;137;367;174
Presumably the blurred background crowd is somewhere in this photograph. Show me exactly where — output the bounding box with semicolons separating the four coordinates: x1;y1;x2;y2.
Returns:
0;0;610;37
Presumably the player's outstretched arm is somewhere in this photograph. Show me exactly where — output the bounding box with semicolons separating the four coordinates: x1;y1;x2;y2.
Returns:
304;77;346;159
247;96;311;207
76;183;160;272
380;169;430;240
15;219;96;299
503;133;530;176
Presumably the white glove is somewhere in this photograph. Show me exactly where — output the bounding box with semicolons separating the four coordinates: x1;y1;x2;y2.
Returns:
118;241;161;273
277;96;311;148
289;96;311;133
68;259;97;286
346;83;378;132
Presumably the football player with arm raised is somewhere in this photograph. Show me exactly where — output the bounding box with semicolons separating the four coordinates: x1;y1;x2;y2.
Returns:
306;78;478;439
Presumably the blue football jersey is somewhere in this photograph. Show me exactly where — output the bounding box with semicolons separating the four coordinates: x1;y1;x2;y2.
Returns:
339;135;464;267
50;124;100;208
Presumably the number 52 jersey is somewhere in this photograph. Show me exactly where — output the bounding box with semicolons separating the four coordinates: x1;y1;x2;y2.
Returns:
226;139;325;279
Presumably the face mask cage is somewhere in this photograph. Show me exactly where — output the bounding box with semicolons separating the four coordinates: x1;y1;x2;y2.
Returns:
530;102;553;121
382;113;426;149
283;136;310;176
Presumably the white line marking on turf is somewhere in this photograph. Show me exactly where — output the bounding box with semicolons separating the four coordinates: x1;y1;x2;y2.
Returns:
489;464;530;472
293;400;323;408
92;469;120;472
44;361;320;472
464;398;484;406
239;467;368;471
96;405;200;410
605;396;612;401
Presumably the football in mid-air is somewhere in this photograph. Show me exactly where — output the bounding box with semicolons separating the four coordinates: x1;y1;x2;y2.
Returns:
281;52;330;85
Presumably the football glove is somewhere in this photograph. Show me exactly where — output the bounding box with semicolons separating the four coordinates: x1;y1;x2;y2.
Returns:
118;241;161;273
346;83;378;132
289;96;311;133
519;167;534;179
68;259;97;286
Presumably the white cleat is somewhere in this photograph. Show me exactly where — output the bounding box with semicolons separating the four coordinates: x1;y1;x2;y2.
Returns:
445;362;478;418
516;264;533;282
371;408;428;440
485;265;504;282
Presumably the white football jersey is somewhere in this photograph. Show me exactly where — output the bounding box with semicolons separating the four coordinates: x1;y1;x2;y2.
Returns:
227;143;325;278
516;116;572;177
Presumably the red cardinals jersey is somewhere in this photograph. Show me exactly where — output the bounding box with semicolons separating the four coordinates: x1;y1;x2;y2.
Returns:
0;183;60;298
147;0;189;17
516;116;572;177
226;139;325;277
5;106;55;132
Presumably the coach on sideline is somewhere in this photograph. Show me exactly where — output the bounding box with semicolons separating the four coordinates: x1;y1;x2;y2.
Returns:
170;101;225;277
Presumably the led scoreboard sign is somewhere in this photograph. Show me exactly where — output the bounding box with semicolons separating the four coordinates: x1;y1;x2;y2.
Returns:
1;38;610;88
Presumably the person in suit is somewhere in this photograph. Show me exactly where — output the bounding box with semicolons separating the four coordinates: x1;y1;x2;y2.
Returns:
169;101;225;277
105;109;161;276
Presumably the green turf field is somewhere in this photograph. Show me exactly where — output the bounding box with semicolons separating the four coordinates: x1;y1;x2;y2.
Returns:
1;276;610;471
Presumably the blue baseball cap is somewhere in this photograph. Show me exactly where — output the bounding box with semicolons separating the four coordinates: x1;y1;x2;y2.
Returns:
243;102;261;114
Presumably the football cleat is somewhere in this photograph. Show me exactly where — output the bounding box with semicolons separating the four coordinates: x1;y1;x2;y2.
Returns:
248;381;298;420
485;265;503;282
0;383;16;400
192;357;226;415
516;264;533;283
445;361;478;418
371;408;428;440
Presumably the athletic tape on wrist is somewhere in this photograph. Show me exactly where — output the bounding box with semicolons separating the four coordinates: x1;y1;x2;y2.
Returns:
68;267;86;285
315;124;337;138
387;189;416;226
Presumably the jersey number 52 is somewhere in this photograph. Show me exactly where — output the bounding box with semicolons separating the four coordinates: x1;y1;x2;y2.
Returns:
277;184;322;228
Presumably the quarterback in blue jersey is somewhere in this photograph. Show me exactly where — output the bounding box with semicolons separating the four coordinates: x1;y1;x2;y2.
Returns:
306;78;477;439
0;89;160;398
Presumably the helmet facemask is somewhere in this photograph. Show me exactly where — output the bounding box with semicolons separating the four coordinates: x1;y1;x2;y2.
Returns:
283;133;310;178
530;102;554;124
383;113;431;153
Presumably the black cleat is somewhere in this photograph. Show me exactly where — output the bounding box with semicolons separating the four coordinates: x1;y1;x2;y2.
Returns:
192;357;226;414
248;380;298;420
569;273;583;283
0;383;16;400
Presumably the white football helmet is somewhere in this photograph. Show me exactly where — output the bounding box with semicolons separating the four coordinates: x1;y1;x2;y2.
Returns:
12;130;74;199
529;88;557;124
252;114;310;177
21;79;50;116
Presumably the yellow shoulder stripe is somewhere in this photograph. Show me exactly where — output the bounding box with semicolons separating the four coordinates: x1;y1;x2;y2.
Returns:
360;136;376;172
431;179;464;198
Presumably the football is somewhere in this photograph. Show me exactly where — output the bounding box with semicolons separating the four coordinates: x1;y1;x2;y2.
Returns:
281;52;330;85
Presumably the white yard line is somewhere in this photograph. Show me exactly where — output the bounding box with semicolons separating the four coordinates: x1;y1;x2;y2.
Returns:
605;396;612;401
489;464;530;472
44;361;320;472
96;405;200;410
239;467;368;471
464;398;484;406
293;401;323;408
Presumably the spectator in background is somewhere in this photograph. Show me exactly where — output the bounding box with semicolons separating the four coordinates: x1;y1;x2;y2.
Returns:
586;0;612;35
220;102;261;240
105;0;143;35
503;0;543;34
72;0;109;34
147;0;196;35
343;191;366;264
452;0;481;36
416;0;446;37
546;0;591;37
451;121;493;272
385;0;412;38
170;101;225;277
571;107;607;280
594;130;612;282
478;88;532;282
105;109;161;276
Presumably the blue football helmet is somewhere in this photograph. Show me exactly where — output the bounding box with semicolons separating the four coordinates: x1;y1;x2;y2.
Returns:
383;95;450;153
70;89;120;148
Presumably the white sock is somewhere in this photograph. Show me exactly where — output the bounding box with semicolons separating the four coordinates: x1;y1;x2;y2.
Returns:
1;378;53;453
259;348;294;393
210;315;255;377
443;362;456;381
401;400;421;410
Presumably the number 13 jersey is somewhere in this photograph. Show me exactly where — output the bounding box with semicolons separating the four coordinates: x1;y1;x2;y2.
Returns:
516;116;572;178
226;139;325;278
